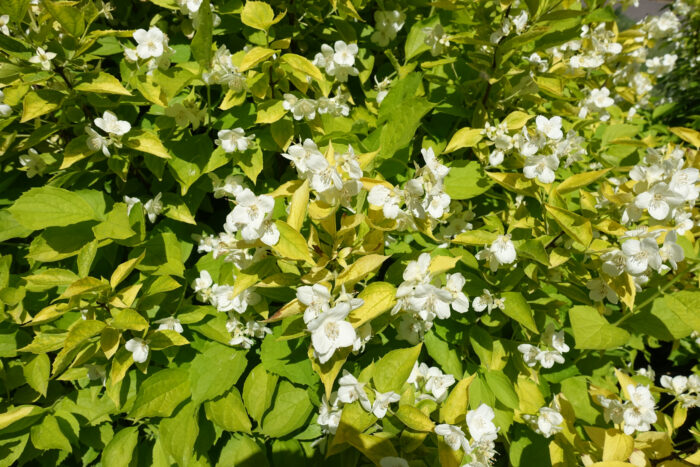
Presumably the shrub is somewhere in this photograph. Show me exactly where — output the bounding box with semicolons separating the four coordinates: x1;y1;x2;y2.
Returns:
0;0;698;466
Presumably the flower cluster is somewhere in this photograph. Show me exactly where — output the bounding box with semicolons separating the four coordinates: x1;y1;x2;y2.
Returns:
203;45;247;91
518;324;571;369
390;253;469;344
371;10;405;47
368;148;452;230
407;362;456;403
434;403;500;466
282;91;350;121
86;111;131;157
124;26;174;73
282;139;362;207
313;41;359;82
191;270;271;349
522;402;564;438
660;373;700;408
598;383;657;435
483;115;585;177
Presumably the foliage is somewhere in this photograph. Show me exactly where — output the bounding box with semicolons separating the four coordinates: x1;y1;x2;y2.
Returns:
0;0;699;466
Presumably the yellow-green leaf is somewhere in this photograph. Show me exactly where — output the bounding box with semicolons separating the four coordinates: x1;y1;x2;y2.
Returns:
75;72;132;96
348;282;396;328
545;204;593;247
287;179;309;230
124;130;171;159
239;47;277;72
503;110;533;130
335;254;389;290
241;1;285;30
445;127;483;153
396;405;435;431
280;53;324;81
271;220;315;265
556;169;610;194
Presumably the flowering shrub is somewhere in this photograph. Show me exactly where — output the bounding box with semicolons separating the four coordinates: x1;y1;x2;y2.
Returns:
0;0;699;466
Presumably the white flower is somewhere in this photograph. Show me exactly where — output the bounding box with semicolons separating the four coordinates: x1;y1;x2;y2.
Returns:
125;338;149;363
425;369;455;401
368;185;403;219
623;384;657;435
602;249;627;277
282;139;325;176
523;154;559;184
586;278;619;304
659;231;684;271
212;286;260;314
0;15;9;36
424;191;451;219
444;273;469;313
333;40;358;67
492;234;517;265
156;317;183;333
133;26;166;59
669;168;699;202
535;349;565;368
660;375;688;395
409;284;452;320
226;189;276;241
518;344;539;367
472;289;504;313
210;173;245;199
216;128;254;153
352;322;372;353
534;407;564;438
124;196;141;215
590;87;615;109
19;149;46;178
535;115;563;140
622;238;662;274
297;284;332;323
29;47;57;70
94;111;131;136
0;89;11;116
598;395;625;424
283;94;318;120
403;253;432;283
307;303;356;364
435;424;468;451
85;127;111;156
634;183;684;220
424;24;450;56
192;270;213;302
143;192;163;223
466;404;499;443
371;390;401;418
371;10;405;46
337;370;370;408
318;392;342;434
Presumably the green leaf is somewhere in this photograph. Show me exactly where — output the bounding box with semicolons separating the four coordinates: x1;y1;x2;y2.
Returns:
43;0;85;36
271;220;315;264
10;186;105;230
159;402;199;467
545;204;593;247
93;203;136;240
262;380;313;437
111;308;149;331
424;331;463;377
443;160;493;199
260;325;318;386
280;53;324;81
444;128;484;153
373;344;422;393
485;370;519;410
395;405;435;431
191;0;212;67
29;415;72;451
129;368;191;419
348;282;396;328
217;435;269;467
241;1;283;31
0;405;44;432
189;342;247;403
204;388;252;433
0;209;33;242
21;89;64;122
22;354;50;396
74;72;132;95
242;363;278;424
663;291;700;333
239;46;277;72
569;306;630;350
500;292;538;333
124;130;172;159
102;427;139;467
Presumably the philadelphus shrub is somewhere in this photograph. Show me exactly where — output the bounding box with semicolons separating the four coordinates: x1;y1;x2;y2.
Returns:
1;0;700;466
